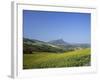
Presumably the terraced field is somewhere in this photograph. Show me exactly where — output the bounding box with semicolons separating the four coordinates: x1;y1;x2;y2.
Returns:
23;48;91;69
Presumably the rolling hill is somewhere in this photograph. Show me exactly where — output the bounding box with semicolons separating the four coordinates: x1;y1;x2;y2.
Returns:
23;38;90;54
23;38;65;54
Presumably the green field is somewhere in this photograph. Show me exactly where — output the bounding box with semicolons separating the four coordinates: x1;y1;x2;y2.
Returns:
23;48;91;69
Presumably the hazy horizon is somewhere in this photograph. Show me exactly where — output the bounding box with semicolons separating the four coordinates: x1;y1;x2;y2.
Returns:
23;10;91;44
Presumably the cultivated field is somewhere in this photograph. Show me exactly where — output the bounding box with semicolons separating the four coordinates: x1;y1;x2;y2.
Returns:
23;48;91;69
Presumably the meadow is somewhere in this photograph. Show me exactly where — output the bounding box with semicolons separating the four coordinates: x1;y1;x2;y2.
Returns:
23;48;90;69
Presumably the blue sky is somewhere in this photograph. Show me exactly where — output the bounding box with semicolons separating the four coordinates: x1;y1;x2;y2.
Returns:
23;10;91;43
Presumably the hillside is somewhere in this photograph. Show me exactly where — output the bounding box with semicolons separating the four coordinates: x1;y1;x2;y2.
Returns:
23;48;91;69
23;38;91;69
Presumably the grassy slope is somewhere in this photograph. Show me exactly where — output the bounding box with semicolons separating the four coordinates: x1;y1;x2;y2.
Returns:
23;48;91;69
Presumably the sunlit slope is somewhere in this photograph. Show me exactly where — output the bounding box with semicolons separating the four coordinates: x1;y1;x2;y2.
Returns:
23;48;90;69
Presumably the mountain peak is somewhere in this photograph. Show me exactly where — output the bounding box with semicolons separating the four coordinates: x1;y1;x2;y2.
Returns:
48;39;69;45
53;39;65;42
57;38;64;41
